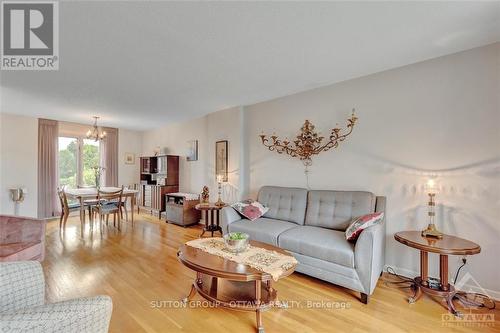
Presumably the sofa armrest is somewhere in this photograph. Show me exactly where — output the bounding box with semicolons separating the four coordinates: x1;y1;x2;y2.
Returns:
220;206;241;234
0;261;45;313
354;196;386;295
0;296;113;333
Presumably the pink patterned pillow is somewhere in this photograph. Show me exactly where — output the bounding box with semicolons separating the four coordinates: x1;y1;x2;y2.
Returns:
231;200;269;221
345;212;384;242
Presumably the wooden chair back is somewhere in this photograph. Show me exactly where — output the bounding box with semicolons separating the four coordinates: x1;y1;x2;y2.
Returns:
57;187;69;213
97;186;124;206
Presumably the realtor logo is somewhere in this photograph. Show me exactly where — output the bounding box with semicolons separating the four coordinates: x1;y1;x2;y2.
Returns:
1;1;58;70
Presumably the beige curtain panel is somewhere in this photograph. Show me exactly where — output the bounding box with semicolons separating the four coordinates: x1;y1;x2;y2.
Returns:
100;127;118;187
38;119;59;218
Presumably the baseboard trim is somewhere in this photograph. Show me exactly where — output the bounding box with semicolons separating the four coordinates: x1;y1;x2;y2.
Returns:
384;265;500;301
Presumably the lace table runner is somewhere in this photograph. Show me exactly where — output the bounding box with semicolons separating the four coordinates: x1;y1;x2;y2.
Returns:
185;237;298;281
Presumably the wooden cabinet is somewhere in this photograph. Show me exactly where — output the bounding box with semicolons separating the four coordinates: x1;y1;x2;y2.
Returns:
138;155;179;218
164;194;200;226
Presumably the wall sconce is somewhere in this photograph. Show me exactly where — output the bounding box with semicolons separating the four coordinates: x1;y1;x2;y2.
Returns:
9;187;27;216
10;188;25;202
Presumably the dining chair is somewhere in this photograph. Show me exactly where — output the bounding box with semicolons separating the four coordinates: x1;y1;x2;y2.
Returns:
77;185;104;221
57;187;81;229
116;185;131;222
92;186;124;231
127;183;140;215
118;184;138;222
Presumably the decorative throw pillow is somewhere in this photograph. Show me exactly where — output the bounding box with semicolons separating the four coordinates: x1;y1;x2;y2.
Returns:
231;200;269;221
345;212;384;242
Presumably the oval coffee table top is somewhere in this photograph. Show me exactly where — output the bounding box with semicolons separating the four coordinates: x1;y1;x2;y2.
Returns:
178;240;296;282
394;231;480;255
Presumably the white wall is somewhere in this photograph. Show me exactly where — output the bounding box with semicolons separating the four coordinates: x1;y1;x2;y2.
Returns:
142;115;208;193
246;43;500;296
0;113;39;217
206;107;242;202
142;43;500;296
118;129;142;186
141;107;243;201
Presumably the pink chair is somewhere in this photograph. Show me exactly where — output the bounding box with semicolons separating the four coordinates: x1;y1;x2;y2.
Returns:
0;215;46;262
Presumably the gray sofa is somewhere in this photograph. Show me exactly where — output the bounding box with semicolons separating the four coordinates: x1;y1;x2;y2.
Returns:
221;186;386;304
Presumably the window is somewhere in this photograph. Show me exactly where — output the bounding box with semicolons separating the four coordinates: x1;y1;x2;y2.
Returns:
58;137;78;188
58;137;101;188
82;139;100;186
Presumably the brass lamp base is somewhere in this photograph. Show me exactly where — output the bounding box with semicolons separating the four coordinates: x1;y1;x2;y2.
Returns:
421;224;443;239
214;198;225;207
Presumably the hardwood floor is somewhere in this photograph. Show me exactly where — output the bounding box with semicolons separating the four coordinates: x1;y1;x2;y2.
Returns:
42;213;499;333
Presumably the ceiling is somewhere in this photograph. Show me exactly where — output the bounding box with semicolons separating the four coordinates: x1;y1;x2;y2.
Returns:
1;1;499;130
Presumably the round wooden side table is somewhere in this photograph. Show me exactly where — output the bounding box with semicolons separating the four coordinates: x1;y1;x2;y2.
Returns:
195;203;225;237
394;231;480;315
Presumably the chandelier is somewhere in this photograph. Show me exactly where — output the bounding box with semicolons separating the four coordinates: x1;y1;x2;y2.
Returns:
259;109;358;166
86;116;107;142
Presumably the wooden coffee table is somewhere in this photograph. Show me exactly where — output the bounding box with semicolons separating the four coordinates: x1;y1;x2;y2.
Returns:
177;240;296;333
394;231;481;315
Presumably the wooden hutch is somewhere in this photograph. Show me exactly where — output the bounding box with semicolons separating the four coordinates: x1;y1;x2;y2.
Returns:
138;155;179;218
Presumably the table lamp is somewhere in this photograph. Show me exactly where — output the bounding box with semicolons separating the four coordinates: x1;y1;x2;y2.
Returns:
215;174;225;207
421;179;443;238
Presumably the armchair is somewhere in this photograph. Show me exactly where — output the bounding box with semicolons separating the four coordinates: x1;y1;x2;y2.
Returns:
0;261;112;332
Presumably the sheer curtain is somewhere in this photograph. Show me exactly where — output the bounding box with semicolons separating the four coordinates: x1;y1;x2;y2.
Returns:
38;119;59;218
100;127;118;187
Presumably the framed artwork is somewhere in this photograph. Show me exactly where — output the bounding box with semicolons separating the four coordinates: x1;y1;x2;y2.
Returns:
215;140;228;182
187;140;198;161
124;153;135;164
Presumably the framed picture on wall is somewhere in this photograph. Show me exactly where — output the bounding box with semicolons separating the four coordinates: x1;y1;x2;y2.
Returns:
215;140;228;182
187;140;198;161
124;153;135;164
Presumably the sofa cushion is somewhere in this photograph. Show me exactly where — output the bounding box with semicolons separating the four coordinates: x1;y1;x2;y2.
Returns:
305;191;376;231
257;186;308;225
345;212;384;241
228;218;298;246
231;200;269;221
278;226;355;268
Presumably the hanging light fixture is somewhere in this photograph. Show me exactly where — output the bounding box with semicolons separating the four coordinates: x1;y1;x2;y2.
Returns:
86;116;107;141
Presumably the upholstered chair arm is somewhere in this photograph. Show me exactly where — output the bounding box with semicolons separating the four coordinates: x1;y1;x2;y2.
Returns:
0;295;113;333
0;261;45;313
354;196;386;295
220;206;241;234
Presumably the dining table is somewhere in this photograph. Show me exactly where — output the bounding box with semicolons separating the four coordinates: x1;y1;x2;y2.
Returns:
64;187;139;225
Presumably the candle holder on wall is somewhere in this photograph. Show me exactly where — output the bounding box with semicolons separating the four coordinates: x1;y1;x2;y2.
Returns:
259;109;358;166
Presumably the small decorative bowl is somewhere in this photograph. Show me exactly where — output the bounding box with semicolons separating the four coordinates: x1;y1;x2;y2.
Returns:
223;232;250;253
